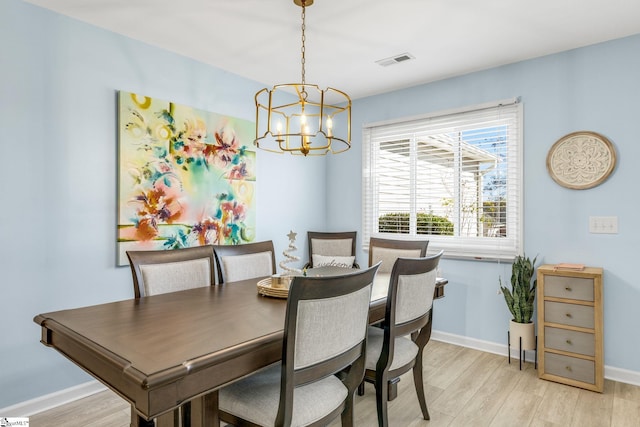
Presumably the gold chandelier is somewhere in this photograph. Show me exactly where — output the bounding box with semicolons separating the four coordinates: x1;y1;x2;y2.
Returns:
254;0;351;156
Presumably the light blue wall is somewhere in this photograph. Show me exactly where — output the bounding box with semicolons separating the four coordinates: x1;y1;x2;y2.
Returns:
0;0;325;407
3;0;640;410
328;34;640;373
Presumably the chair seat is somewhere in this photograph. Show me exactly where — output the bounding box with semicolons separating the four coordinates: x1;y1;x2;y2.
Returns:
219;364;348;427
365;326;418;371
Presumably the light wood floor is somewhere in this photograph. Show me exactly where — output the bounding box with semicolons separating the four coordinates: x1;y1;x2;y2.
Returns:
29;341;640;426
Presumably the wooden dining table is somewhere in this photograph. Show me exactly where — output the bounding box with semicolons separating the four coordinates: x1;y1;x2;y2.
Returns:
34;270;447;427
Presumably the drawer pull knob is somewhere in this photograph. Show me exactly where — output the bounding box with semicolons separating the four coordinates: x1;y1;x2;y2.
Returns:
565;287;572;291
565;313;573;318
566;339;572;345
565;366;573;372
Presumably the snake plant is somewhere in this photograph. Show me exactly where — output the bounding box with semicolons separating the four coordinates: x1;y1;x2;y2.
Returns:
500;255;537;323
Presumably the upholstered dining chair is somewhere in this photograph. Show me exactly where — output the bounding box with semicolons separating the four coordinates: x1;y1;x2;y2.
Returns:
304;231;359;269
213;240;276;284
359;252;443;427
126;244;217;427
368;237;429;273
126;245;216;298
218;263;381;427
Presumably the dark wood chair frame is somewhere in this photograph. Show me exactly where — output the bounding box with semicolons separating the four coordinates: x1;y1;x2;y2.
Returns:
219;263;381;427
359;252;443;427
212;240;276;284
126;245;216;298
304;231;359;269
126;244;217;427
367;237;429;268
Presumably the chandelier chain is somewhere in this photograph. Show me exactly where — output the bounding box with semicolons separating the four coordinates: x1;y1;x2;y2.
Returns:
300;1;306;86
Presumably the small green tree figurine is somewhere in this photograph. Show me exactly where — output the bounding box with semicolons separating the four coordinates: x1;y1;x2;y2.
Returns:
500;255;537;323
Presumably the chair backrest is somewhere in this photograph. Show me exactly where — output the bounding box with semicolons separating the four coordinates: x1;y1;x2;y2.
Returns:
306;231;358;268
213;240;276;284
276;263;380;425
368;237;429;274
386;252;443;332
126;245;216;298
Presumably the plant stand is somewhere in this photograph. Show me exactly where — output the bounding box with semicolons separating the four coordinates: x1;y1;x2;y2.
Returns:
508;330;537;371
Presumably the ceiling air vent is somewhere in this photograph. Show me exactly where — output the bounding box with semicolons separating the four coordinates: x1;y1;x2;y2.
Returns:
375;52;415;67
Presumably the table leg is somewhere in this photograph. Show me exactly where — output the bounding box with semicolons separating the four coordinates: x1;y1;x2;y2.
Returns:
132;413;154;427
131;404;154;427
191;398;202;427
191;391;219;427
131;405;182;427
156;410;179;427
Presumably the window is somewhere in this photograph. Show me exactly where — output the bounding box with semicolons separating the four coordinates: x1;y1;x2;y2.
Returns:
362;99;522;260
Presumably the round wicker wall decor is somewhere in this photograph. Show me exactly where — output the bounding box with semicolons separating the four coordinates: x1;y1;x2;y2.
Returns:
546;131;616;190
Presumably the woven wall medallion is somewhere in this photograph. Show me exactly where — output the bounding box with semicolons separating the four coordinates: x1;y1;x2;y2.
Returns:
546;131;616;190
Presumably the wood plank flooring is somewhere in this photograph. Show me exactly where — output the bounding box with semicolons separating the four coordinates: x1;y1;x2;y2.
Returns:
28;341;640;426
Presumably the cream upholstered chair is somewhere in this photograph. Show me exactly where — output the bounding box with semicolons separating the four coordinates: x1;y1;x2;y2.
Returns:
218;264;381;427
360;252;443;427
213;240;276;284
304;231;359;269
126;245;216;427
126;245;216;298
368;237;428;273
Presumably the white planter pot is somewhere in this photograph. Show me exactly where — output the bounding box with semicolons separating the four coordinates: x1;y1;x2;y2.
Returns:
509;320;536;350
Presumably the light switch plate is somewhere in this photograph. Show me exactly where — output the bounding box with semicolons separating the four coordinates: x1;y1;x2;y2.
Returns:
589;216;618;234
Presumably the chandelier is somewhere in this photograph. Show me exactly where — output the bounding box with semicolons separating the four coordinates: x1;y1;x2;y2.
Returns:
254;0;351;156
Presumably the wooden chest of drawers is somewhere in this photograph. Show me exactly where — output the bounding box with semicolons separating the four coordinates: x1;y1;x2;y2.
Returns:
537;265;604;392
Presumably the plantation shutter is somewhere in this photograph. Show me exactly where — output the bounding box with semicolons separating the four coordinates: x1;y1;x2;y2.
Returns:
362;98;523;260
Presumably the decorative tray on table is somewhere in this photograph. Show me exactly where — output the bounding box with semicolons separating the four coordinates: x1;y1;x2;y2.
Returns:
257;276;292;299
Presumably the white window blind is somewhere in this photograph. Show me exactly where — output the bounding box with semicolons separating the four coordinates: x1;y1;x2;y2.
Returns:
362;99;523;260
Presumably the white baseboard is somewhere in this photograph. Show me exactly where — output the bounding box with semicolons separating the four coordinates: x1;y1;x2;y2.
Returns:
431;330;539;363
0;380;106;417
4;330;639;416
431;330;640;387
603;365;640;387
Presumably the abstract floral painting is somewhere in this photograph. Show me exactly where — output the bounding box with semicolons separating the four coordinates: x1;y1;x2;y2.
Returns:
117;91;256;265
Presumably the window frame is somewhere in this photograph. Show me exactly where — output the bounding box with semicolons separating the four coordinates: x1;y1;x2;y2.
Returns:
362;98;523;260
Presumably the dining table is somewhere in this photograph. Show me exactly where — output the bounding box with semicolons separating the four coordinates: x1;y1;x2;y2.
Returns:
34;268;447;427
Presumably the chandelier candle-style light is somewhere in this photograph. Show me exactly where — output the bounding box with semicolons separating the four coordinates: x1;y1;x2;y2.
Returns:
254;0;352;156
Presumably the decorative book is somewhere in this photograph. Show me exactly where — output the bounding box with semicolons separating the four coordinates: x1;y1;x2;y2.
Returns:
553;263;585;271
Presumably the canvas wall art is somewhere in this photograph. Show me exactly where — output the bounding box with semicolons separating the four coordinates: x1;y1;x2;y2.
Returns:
117;91;256;266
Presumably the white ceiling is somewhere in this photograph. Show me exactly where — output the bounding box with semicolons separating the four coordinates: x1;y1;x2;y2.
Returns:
23;0;640;100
